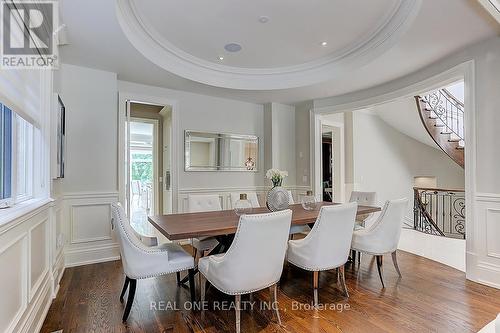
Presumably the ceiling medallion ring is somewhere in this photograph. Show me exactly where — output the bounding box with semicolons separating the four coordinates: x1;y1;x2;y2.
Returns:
116;0;422;90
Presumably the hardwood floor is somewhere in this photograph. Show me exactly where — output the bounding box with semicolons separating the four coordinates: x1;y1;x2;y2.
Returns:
41;250;500;333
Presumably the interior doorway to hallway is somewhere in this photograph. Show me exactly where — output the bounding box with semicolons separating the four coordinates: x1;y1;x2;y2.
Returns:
125;101;173;237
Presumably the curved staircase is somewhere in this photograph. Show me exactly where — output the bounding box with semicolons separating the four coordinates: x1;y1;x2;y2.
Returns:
414;89;464;168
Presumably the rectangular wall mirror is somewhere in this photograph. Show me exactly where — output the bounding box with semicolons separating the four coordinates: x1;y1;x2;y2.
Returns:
185;130;259;171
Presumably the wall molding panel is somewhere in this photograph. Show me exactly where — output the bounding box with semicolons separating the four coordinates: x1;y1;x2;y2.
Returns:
467;193;500;288
62;191;120;267
0;201;64;333
177;185;311;212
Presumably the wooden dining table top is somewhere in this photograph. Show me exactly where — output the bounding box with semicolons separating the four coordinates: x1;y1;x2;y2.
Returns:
148;202;381;241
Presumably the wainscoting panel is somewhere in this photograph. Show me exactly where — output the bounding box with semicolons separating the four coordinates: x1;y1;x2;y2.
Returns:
469;193;500;288
63;192;120;267
486;208;500;259
70;203;112;244
0;235;27;333
29;218;48;301
177;186;311;213
0;200;62;333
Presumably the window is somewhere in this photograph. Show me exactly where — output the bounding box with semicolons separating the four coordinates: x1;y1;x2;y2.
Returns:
0;102;34;207
1;104;12;201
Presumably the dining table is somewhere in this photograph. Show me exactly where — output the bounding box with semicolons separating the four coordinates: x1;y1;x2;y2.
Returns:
148;201;381;285
149;201;380;247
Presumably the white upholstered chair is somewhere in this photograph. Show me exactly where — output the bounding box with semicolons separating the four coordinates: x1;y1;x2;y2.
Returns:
230;192;260;208
111;203;195;322
351;198;408;288
349;191;377;227
288;190;311;235
198;210;292;333
287;202;357;306
187;195;222;260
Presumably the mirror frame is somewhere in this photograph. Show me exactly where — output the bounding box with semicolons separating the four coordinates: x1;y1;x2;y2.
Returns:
184;130;259;172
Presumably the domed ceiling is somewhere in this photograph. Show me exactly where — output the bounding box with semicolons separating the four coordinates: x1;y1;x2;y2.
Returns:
116;0;422;90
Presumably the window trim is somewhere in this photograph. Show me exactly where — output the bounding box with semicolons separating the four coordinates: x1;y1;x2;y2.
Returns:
0;106;35;208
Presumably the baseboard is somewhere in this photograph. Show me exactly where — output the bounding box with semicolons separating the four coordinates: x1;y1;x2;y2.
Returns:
64;243;120;267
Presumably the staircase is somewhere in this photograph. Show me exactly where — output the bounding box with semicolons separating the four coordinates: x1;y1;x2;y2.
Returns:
414;89;465;168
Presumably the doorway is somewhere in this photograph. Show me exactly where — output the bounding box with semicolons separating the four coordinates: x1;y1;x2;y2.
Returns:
124;101;173;236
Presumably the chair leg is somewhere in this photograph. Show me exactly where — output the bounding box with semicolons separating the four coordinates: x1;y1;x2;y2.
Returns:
351;250;357;264
122;278;136;322
176;272;181;285
188;268;196;303
235;295;241;333
193;248;199;264
269;283;282;325
313;271;319;308
391;251;402;277
120;276;130;302
337;265;349;298
376;255;385;288
358;252;361;264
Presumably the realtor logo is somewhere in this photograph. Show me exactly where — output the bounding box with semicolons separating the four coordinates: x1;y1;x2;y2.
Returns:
1;1;58;68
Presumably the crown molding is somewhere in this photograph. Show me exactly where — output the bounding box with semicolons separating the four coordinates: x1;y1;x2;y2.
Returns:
116;0;422;90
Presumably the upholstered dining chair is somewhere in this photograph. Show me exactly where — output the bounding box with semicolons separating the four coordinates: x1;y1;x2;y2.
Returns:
187;195;222;261
287;202;357;306
349;191;377;227
351;198;408;288
230;192;260;208
111;203;195;322
198;210;292;333
288;190;311;236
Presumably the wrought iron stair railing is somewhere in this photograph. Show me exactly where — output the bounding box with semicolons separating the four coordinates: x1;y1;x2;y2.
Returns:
421;88;464;145
415;87;465;168
413;187;465;239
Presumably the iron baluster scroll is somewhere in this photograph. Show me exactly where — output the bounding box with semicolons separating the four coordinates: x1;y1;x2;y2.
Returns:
421;88;465;145
413;187;465;239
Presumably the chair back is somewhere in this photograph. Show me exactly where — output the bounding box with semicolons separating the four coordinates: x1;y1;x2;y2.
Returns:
349;191;376;206
287;190;295;204
298;203;357;269
230;192;260;208
364;198;408;253
209;210;292;294
187;194;222;213
111;203;151;278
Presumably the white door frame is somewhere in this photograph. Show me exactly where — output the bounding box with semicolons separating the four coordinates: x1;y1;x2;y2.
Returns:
118;92;180;213
315;120;345;203
311;60;476;281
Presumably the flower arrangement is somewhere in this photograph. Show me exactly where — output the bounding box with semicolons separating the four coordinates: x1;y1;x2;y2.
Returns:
266;169;288;187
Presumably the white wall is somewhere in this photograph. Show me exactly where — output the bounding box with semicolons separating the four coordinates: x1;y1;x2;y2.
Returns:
264;103;297;186
314;37;500;288
118;80;265;192
295;101;313;188
60;64;118;194
352;111;465;218
56;64;120;267
0;69;64;333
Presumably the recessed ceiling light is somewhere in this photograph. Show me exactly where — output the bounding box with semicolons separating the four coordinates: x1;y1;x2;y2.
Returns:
321;41;328;47
224;43;242;53
218;56;224;61
258;16;269;23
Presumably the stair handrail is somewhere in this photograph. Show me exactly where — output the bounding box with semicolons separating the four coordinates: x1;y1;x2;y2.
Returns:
413;187;465;239
413;187;445;237
420;89;464;141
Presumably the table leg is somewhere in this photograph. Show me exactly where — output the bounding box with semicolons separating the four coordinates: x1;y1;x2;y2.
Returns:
179;235;235;286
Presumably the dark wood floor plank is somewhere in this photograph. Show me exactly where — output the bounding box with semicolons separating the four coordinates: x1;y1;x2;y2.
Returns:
41;251;500;333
